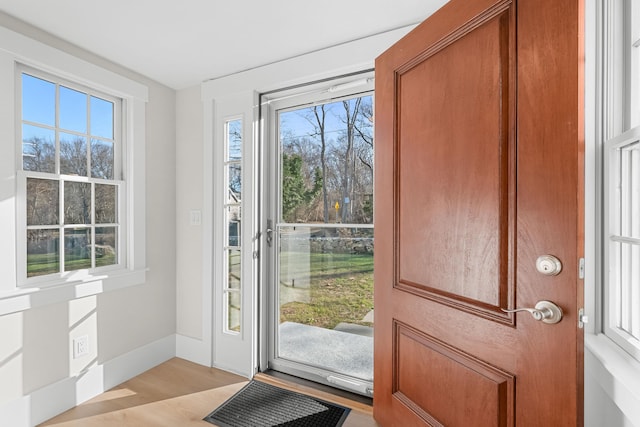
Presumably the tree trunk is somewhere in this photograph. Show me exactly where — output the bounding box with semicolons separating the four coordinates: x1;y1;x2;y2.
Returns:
313;106;329;223
341;98;362;223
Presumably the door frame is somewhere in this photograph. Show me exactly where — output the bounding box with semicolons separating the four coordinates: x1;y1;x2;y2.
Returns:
197;27;418;377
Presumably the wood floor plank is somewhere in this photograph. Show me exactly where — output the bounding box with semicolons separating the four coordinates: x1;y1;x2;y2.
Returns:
38;358;378;427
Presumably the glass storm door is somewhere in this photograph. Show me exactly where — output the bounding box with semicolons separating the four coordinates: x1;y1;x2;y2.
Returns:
264;78;374;396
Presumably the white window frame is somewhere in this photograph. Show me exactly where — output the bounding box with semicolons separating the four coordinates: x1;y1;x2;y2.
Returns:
0;24;148;315
16;66;126;286
223;116;243;335
599;0;640;361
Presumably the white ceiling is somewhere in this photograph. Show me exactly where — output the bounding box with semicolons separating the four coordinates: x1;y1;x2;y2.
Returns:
0;0;448;90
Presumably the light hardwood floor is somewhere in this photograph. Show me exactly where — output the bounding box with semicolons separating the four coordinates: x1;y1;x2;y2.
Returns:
39;358;378;427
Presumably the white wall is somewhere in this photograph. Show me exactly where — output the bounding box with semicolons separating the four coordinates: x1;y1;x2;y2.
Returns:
175;86;205;345
585;377;635;427
0;12;177;426
585;336;640;426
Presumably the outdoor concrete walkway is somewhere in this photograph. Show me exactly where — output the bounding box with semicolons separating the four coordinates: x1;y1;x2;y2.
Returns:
278;321;373;381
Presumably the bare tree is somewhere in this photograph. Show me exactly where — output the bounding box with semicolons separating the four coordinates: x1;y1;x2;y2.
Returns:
278;95;374;224
60;136;87;176
340;98;362;223
26;178;59;226
352;100;374;223
353;100;373;173
311;105;330;223
23;137;55;173
91;141;114;179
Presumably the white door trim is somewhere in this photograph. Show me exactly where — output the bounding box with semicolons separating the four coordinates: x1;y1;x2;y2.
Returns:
198;25;418;377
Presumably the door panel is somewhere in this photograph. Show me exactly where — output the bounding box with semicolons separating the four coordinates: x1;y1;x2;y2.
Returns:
397;5;513;317
394;322;515;427
374;0;584;425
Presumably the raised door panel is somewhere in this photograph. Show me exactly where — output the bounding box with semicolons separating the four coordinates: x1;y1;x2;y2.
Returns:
394;322;514;426
396;7;515;321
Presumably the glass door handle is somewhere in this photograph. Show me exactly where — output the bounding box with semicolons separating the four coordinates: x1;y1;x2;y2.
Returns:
501;300;563;324
265;219;274;247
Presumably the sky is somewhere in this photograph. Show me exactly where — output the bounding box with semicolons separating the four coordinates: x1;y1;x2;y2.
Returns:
21;73;114;143
278;96;372;148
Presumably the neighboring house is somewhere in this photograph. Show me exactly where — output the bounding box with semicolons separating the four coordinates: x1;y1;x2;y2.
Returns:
0;1;637;426
228;189;240;247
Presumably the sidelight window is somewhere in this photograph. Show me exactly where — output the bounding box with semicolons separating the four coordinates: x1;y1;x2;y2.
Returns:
223;118;243;333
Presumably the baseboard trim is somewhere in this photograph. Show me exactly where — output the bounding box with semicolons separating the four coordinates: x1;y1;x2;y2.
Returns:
0;334;175;427
175;333;211;366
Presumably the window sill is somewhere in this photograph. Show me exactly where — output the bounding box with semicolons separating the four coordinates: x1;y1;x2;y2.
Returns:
0;268;146;316
585;333;640;423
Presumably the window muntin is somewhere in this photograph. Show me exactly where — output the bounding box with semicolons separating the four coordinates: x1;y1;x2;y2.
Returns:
224;118;242;334
19;69;122;281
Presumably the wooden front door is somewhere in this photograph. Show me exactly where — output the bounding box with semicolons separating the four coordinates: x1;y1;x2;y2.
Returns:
373;0;584;425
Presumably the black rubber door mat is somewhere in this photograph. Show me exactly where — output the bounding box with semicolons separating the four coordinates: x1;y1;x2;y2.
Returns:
203;380;351;427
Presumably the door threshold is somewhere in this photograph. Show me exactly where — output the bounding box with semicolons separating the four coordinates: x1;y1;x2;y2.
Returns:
256;370;373;413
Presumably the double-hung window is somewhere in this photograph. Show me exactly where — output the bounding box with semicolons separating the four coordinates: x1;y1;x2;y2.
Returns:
0;26;146;302
601;0;640;360
18;67;123;284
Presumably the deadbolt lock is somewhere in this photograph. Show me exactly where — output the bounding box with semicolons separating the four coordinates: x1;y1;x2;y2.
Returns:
536;255;562;276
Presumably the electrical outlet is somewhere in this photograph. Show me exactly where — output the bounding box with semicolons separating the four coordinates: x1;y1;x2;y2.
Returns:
73;335;89;358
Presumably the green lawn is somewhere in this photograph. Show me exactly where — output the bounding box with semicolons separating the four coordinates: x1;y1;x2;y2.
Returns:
279;251;374;329
27;252;116;277
28;248;374;331
26;253;60;277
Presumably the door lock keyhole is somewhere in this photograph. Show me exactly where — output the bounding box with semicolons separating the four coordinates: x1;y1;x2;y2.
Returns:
536;255;562;276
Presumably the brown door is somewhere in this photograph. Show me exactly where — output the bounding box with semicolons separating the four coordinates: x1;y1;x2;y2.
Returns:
373;0;584;426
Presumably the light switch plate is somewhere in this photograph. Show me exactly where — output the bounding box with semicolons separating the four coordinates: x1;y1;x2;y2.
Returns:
190;210;202;226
